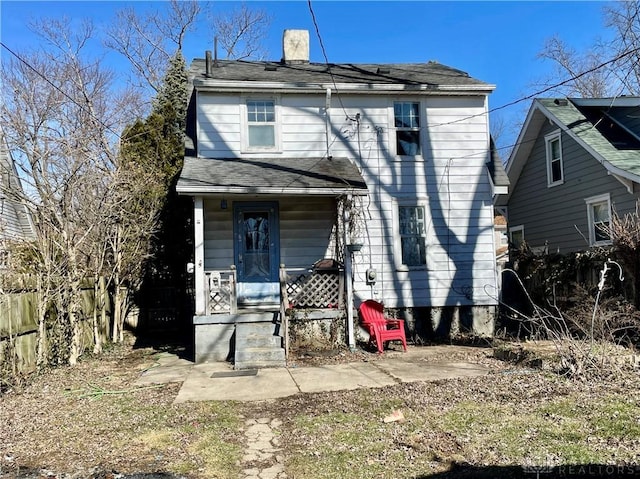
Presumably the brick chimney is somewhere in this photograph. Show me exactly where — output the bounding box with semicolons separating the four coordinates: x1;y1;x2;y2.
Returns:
282;29;309;64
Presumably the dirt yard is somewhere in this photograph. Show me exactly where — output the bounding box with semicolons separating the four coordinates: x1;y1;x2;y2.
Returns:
1;336;639;478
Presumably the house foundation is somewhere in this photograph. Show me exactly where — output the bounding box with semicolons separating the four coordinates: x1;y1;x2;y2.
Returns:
392;305;496;342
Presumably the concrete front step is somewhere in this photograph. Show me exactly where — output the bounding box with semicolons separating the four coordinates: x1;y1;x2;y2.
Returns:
235;347;286;370
234;321;285;369
238;333;282;348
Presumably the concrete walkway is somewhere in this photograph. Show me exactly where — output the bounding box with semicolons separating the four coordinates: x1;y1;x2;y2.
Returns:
134;346;493;404
133;346;494;479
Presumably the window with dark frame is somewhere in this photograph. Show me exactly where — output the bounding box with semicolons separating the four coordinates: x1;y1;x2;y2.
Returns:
399;205;426;266
394;102;420;156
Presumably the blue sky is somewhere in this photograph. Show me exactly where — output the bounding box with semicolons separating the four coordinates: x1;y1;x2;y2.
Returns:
0;0;615;148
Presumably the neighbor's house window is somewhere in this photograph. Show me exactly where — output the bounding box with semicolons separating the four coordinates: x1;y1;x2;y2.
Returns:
545;131;563;186
398;204;426;267
246;99;276;149
394;102;421;156
585;194;611;246
509;225;524;249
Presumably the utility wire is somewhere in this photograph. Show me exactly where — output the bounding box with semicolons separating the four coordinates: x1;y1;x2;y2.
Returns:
428;45;640;130
0;41;122;140
4;28;640;165
307;0;356;122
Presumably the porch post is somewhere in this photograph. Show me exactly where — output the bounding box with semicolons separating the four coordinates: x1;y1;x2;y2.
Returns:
344;195;356;351
194;196;205;315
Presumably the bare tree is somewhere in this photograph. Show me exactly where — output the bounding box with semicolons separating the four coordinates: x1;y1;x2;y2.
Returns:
211;4;271;60
105;1;271;102
104;0;201;97
536;1;640;98
604;1;640;95
537;36;613;97
0;18;138;364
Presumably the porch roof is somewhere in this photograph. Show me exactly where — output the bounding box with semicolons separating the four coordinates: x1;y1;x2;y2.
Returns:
176;156;368;196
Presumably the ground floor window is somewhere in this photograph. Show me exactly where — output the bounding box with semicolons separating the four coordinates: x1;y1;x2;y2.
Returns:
585;194;611;246
509;225;524;249
398;204;426;267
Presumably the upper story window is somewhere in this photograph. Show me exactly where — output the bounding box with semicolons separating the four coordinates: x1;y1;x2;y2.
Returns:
246;100;276;149
399;204;426;267
394;102;421;156
545;131;563;186
585;194;611;246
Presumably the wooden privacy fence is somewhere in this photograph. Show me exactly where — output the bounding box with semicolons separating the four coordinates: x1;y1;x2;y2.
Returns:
0;274;112;375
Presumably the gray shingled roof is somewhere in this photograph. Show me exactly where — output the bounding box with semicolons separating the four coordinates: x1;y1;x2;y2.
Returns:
176;156;367;195
190;59;493;90
538;98;640;178
0;131;35;241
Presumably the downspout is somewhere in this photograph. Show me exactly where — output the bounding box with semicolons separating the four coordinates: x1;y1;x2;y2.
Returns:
344;194;356;351
325;88;332;158
194;196;205;315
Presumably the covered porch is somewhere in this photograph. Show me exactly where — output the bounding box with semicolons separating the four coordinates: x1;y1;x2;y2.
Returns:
176;156;368;368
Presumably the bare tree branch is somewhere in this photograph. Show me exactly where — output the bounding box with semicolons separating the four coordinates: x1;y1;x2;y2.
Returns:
210;4;271;60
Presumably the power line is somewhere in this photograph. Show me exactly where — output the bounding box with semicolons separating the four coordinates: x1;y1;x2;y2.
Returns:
0;41;122;140
428;45;640;130
306;0;356;122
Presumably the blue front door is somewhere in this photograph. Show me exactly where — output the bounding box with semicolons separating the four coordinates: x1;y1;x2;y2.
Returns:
234;202;280;306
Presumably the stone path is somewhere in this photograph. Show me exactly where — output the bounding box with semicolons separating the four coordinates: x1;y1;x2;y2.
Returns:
241;418;287;479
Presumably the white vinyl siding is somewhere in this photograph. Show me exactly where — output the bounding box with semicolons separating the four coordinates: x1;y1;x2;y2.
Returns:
359;96;496;308
585;194;611;246
545;131;563;186
197;92;497;308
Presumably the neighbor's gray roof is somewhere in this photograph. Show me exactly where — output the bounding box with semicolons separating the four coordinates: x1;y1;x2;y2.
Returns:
502;97;640;203
0;131;35;242
176;156;368;196
538;98;640;178
189;59;493;91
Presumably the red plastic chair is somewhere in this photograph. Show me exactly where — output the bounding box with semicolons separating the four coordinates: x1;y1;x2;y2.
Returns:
358;299;407;353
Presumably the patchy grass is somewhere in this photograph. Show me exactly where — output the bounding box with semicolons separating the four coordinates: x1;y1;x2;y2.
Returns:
2;339;639;479
0;343;244;479
274;371;640;478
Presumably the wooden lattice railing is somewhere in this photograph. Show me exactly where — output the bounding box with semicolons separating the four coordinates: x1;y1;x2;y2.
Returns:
283;262;344;309
205;263;344;314
205;268;236;315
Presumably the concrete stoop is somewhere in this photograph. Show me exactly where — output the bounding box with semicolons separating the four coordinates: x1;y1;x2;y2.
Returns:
235;320;285;369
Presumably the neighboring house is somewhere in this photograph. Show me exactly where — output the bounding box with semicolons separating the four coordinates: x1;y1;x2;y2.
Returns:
499;97;640;254
0;128;35;269
177;30;509;367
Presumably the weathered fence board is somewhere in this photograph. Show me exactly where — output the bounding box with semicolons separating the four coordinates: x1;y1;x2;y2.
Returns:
0;276;112;374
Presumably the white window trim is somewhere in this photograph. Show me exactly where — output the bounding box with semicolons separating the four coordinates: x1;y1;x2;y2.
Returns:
585;193;612;247
240;96;281;153
509;225;524;248
390;100;424;161
545;130;564;187
392;197;429;271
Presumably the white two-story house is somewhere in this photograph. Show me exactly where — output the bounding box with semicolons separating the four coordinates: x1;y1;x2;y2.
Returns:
177;30;508;368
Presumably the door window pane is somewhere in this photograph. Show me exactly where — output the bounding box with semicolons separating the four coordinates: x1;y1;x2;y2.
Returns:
242;212;270;278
